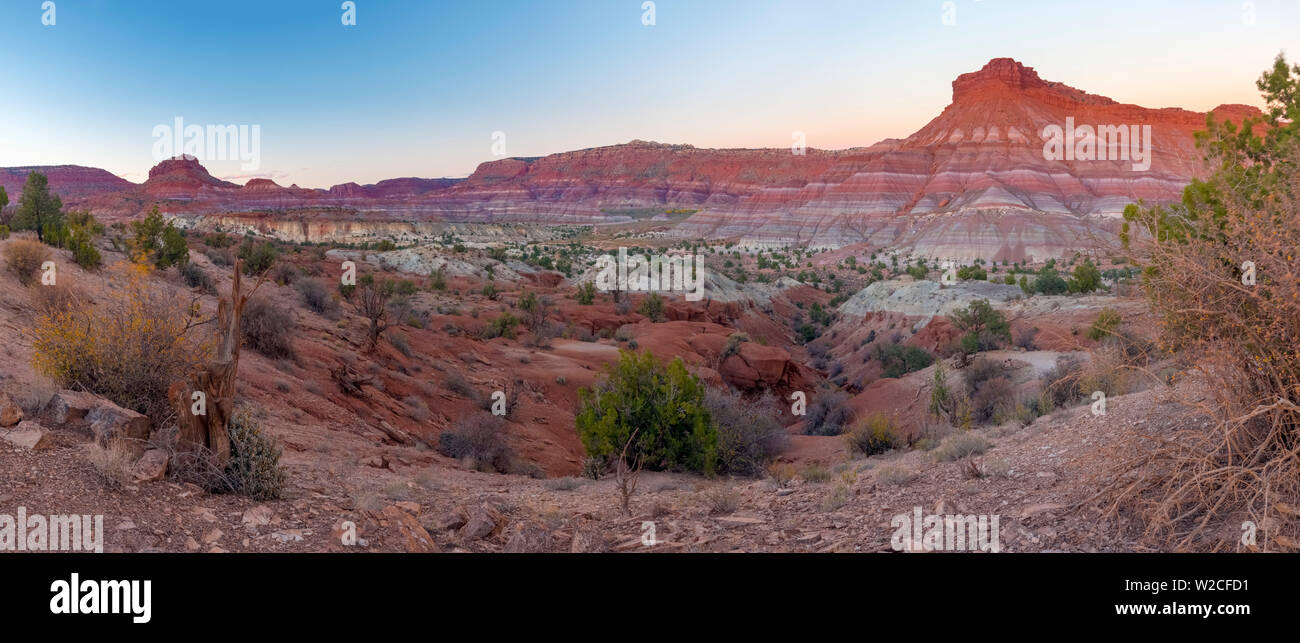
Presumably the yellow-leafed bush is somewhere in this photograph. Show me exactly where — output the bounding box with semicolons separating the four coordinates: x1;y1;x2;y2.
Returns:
31;264;210;423
5;239;50;286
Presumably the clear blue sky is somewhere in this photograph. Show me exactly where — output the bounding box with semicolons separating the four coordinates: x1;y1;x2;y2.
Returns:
1;0;1296;187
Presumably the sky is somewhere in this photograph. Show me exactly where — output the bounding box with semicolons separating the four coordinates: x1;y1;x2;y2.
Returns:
0;0;1297;188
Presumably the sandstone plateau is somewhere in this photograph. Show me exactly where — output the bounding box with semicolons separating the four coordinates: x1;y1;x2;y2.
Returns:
0;59;1257;261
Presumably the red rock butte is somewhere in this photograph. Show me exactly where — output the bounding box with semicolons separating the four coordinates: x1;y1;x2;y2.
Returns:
0;58;1260;261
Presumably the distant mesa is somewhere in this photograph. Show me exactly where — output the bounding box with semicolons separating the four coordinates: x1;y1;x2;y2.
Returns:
0;58;1262;260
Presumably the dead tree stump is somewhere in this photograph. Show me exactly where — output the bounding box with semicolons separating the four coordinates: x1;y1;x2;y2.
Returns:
174;260;260;468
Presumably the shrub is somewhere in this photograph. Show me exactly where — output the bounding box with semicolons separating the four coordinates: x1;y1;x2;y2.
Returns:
821;483;852;512
5;239;50;286
354;275;409;352
444;372;476;398
181;262;215;293
876;464;915;486
393;279;418;297
638;292;665;321
296;278;339;317
42;220;72;248
962;356;1018;423
876;343;934;378
1086;307;1122;341
576;350;717;474
956;265;987;281
31;265;209;422
518;290;551;333
206;247;234;267
389;333;412;357
30;281;84;319
403;395;431;422
970;375;1015;424
803;389;852;436
69;229;102;270
719;332;749;362
1077;344;1130;399
576;280;596;305
1032;265;1069;295
932;432;992;462
1068;257;1102;293
204;231;233;248
130;207;189;269
929;362;952;417
86;442;135;489
221;409;288;500
951;298;1011;355
482;312;520;340
1106;55;1300;549
238;241;278;275
963;356;1003;392
1040;355;1085;409
158;225;190;269
272;263;298;285
580;456;607;480
845;413;899;456
0;225;9;240
919;415;955;445
242;296;296;359
1014;326;1040;350
437;414;516;473
800;464;831;483
703;486;741;515
705;388;789;476
546;477;587;491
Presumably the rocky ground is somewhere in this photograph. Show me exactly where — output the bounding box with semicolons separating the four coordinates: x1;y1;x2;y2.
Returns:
0;230;1187;553
1;377;1201;553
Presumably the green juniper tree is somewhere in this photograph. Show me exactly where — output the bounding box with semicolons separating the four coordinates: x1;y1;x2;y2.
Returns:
576;350;717;476
11;171;63;243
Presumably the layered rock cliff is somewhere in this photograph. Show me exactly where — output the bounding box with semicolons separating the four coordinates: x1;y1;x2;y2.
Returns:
1;58;1258;260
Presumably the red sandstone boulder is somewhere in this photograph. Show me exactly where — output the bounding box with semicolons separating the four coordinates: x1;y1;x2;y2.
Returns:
909;316;961;356
738;343;793;384
522;271;564;288
43;390;100;427
718;342;798;391
380;504;439;553
132;449;169;482
42;391;151;451
1;421;54;450
86;402;150;450
0;392;23;427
